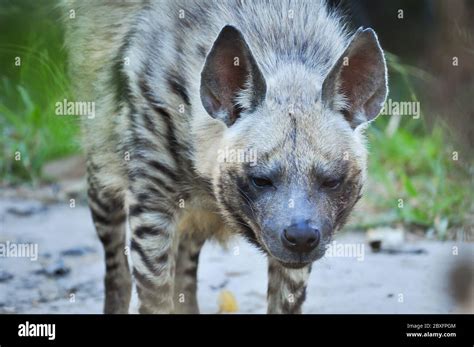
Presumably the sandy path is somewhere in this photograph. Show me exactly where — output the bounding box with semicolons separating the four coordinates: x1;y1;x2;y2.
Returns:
0;199;472;314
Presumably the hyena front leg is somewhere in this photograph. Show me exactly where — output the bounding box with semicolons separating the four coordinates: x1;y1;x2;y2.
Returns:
128;178;180;314
87;169;131;314
173;234;206;314
267;258;312;314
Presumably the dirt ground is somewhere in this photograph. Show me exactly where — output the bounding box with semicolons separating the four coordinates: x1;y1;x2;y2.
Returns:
0;197;472;314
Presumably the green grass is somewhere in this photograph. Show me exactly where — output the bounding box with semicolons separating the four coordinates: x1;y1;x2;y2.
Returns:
367;125;472;233
0;2;472;235
0;1;80;184
365;53;473;234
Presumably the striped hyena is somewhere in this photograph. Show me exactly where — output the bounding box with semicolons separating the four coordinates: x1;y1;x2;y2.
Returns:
64;0;387;314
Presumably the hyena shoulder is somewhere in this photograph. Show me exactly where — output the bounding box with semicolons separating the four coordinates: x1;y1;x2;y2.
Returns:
62;0;147;190
62;0;145;105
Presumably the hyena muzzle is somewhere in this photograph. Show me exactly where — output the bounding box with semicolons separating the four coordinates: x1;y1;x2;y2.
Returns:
64;0;387;314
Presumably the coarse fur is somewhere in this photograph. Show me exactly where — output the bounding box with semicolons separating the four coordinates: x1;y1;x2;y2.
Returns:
63;0;388;314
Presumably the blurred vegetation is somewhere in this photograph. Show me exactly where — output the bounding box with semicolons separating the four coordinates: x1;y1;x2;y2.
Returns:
0;1;472;236
365;54;473;236
0;0;79;184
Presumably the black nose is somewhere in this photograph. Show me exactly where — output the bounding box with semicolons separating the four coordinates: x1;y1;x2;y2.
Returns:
281;221;320;253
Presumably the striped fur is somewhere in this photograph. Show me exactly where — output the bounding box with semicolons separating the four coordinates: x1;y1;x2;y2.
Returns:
64;0;387;314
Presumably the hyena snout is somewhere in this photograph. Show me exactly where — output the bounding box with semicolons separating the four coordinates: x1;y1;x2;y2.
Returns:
264;216;333;267
281;220;321;254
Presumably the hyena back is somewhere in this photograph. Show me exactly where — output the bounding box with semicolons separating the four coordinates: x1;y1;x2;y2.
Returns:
64;0;387;314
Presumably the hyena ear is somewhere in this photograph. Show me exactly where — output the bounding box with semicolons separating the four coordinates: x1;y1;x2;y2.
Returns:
200;25;266;126
321;27;388;129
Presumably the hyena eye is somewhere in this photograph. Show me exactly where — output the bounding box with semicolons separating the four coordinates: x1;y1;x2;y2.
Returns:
250;176;274;188
321;178;342;190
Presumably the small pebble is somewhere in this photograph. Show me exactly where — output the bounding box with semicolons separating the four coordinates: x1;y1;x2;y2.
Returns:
60;246;96;257
218;290;238;313
6;204;47;217
35;259;71;278
0;270;14;282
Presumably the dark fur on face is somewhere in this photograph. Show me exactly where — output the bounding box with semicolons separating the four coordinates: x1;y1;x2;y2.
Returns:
204;26;386;268
211;94;367;267
215;131;364;267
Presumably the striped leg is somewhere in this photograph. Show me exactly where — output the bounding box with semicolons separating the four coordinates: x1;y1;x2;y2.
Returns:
267;258;311;314
87;172;131;314
173;234;206;314
128;175;179;314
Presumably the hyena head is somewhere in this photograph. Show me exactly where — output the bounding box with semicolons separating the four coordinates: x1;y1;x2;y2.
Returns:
200;26;387;268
